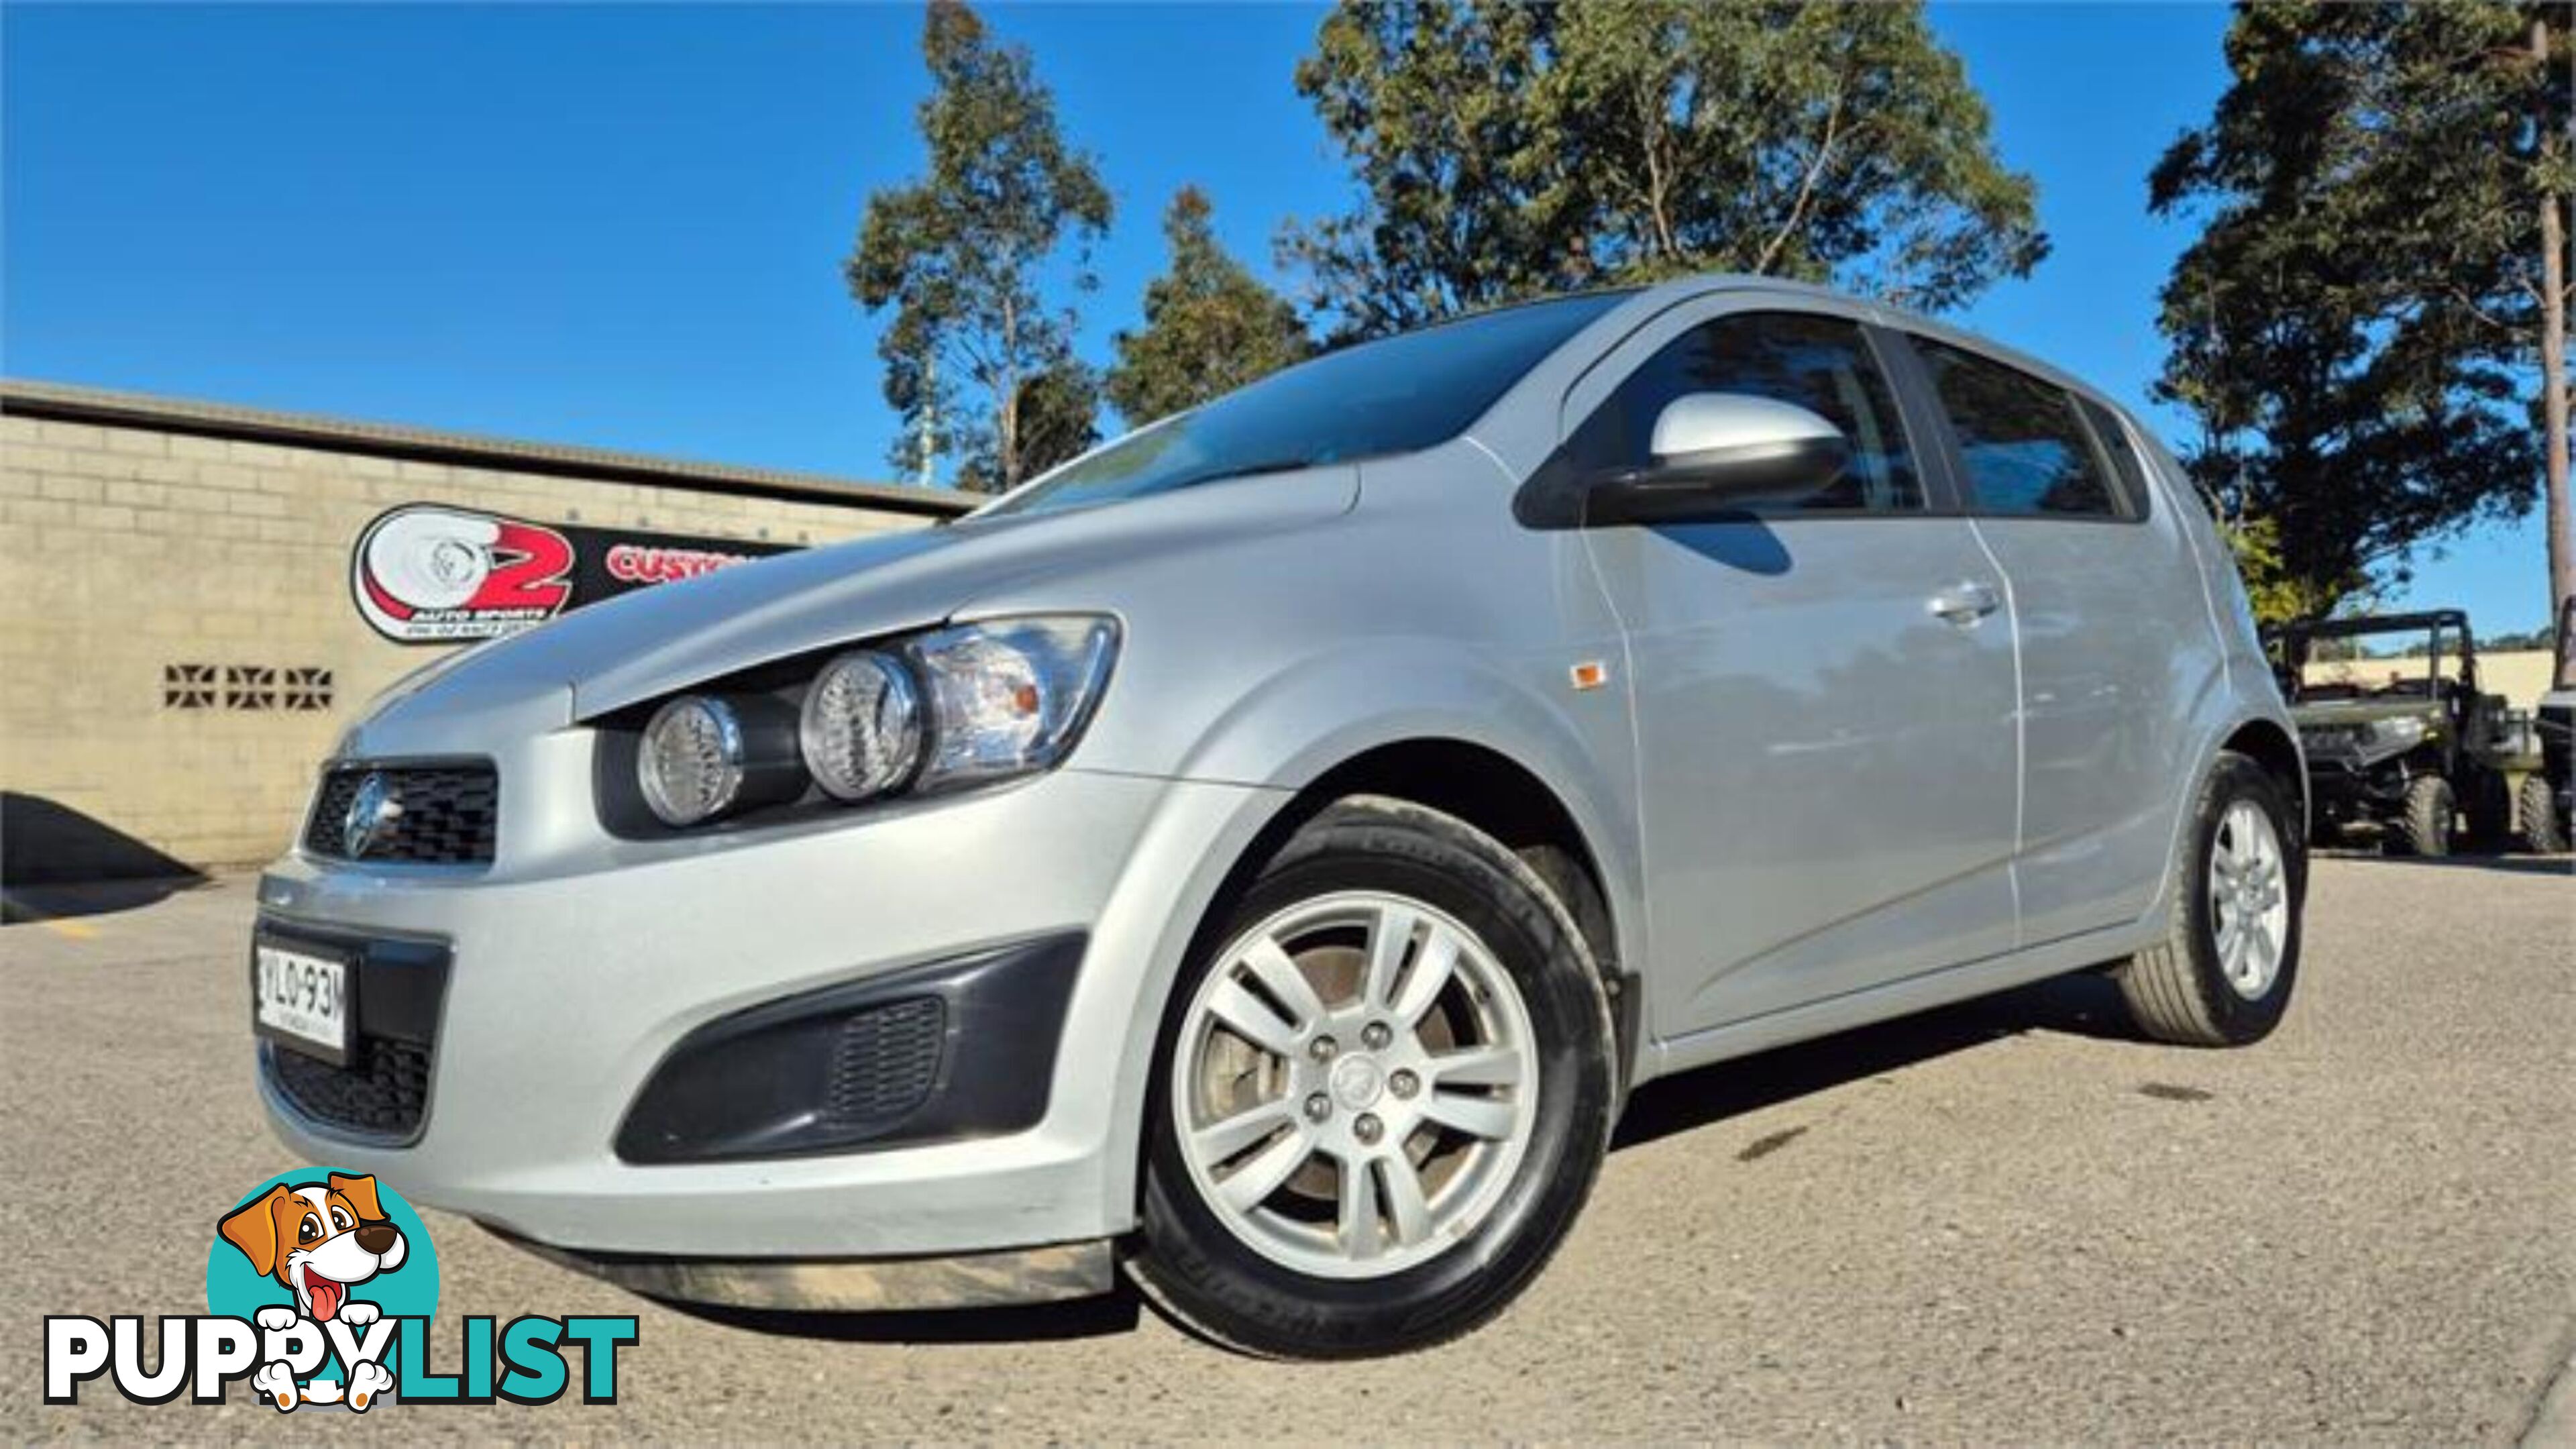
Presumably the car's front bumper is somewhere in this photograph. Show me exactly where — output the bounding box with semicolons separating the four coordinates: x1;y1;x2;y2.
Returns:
255;763;1283;1265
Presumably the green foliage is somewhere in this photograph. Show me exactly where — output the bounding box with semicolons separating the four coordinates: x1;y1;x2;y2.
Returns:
1106;187;1311;427
959;362;1101;492
2214;510;2345;628
1282;0;2046;340
2478;623;2560;651
847;0;1112;492
2151;0;2567;613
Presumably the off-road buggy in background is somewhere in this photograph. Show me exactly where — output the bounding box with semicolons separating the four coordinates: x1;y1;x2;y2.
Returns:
2265;609;2559;856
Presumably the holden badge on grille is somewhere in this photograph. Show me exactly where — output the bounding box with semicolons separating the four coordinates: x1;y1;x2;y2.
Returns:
342;772;405;859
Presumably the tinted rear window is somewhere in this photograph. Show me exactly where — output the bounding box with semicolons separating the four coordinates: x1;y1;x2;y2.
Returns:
1917;339;2125;519
2075;396;2153;520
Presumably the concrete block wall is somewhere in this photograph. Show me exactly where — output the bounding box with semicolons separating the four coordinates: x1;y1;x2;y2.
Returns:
0;391;963;875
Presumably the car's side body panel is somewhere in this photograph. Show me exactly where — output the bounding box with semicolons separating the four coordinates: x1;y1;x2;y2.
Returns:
1864;319;2236;953
1542;292;2023;1038
955;439;1655;1150
959;437;1652;988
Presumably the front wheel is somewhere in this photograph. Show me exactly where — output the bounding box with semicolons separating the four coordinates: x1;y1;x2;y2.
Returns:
2392;775;2455;857
1131;797;1615;1358
2114;751;2304;1046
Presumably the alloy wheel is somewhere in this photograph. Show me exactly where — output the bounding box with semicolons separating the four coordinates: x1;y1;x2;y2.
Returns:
1169;890;1541;1280
2207;799;2289;1000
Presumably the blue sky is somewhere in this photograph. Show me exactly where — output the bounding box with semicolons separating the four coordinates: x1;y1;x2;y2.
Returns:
2;3;2555;633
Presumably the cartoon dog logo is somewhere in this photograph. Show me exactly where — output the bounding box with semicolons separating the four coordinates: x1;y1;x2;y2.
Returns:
218;1173;408;1327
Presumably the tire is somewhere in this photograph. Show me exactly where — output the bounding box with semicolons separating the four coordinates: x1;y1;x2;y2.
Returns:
2523;771;2571;855
2113;751;2303;1047
1130;796;1617;1358
2392;775;2455;858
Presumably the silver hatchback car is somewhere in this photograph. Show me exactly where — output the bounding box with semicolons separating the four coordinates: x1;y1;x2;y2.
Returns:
254;276;2305;1358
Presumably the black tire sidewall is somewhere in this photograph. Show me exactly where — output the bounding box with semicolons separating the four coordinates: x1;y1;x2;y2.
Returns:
2400;777;2455;857
1138;805;1613;1357
2175;755;2305;1041
2522;773;2569;853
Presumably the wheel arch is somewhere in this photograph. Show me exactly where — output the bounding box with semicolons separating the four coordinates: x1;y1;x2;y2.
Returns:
1121;733;1638;1198
1252;738;1624;979
2220;716;2306;835
2133;709;2309;945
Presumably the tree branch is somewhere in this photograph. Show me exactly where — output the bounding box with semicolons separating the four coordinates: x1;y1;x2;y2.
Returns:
1754;58;1849;276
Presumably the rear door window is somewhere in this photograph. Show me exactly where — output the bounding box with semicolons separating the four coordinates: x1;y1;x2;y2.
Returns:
1915;339;2126;520
2074;396;2154;520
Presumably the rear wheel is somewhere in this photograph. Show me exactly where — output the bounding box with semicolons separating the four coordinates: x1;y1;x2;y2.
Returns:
2522;772;2570;855
1131;797;1615;1358
2114;751;2302;1047
2392;775;2455;857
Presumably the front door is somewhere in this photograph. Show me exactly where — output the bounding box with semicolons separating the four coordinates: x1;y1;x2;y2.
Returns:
1562;303;2022;1038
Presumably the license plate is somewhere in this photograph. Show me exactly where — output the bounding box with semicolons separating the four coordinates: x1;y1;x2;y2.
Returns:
254;939;354;1067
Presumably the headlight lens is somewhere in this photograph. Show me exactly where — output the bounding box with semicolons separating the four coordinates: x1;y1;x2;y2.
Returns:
799;649;923;800
639;695;746;826
619;614;1118;831
910;616;1120;790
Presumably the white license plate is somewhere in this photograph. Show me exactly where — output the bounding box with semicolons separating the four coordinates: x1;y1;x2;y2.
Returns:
254;941;352;1065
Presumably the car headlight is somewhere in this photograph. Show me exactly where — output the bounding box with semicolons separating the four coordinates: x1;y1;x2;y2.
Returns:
622;614;1119;830
910;617;1119;790
799;649;923;801
638;694;804;827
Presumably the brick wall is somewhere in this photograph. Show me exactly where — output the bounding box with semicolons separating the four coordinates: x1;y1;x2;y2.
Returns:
0;388;963;875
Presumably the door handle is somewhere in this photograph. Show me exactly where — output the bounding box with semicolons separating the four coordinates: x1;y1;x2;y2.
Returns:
1927;580;2000;625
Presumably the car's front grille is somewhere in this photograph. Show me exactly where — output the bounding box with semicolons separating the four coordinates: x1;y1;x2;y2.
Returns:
264;1035;433;1141
304;763;498;864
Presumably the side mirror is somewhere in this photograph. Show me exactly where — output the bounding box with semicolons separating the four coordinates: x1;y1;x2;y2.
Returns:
1585;393;1850;525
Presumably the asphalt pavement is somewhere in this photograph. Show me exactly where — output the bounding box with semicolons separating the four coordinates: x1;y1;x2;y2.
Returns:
3;853;2569;1442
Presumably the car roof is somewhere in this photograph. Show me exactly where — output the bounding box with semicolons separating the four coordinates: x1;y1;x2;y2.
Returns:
1595;274;2137;422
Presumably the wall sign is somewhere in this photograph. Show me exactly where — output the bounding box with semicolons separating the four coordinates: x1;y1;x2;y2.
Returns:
352;504;794;644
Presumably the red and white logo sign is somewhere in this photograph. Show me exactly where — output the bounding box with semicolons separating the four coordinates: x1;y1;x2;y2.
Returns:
352;506;576;643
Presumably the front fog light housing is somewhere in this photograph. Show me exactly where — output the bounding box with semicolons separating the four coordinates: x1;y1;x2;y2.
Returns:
800;650;923;800
639;694;802;826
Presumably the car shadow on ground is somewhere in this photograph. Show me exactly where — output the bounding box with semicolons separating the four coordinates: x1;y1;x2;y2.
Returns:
1611;967;2139;1152
1;874;213;925
1;792;210;924
657;970;2147;1348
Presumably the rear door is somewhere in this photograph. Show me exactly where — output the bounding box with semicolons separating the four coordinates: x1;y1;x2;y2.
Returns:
1554;300;2023;1038
1897;333;2202;944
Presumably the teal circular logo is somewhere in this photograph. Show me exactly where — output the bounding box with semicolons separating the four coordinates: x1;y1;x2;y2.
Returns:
207;1170;439;1391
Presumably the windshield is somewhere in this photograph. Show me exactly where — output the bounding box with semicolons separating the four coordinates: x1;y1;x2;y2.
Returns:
2272;622;2456;704
979;291;1634;519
